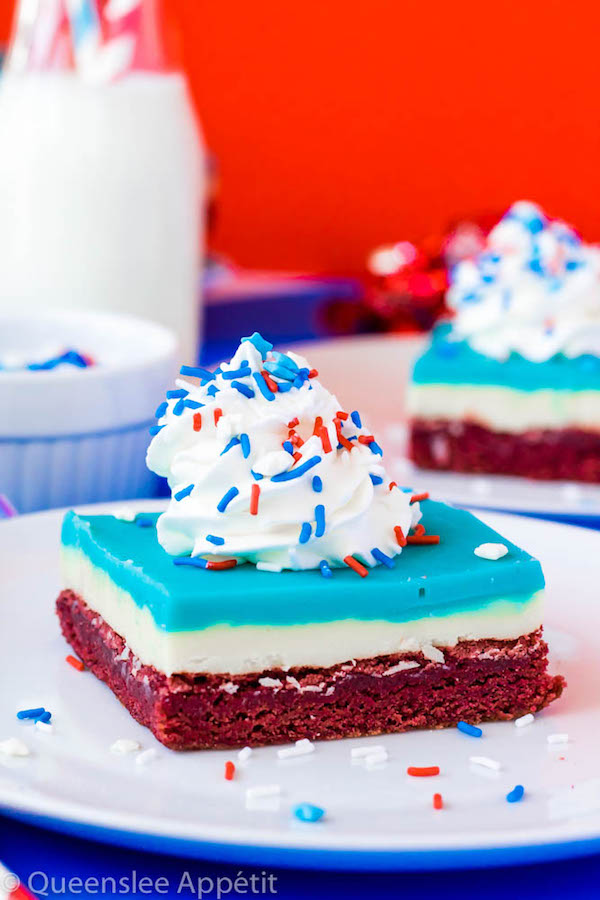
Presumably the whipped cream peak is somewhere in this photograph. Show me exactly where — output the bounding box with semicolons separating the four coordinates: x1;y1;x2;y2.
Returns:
446;201;600;362
146;333;420;570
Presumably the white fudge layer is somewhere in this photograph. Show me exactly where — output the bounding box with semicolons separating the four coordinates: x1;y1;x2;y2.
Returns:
61;546;544;677
408;383;600;433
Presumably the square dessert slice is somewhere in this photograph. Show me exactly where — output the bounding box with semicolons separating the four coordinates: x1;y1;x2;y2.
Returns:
408;202;600;482
57;501;563;750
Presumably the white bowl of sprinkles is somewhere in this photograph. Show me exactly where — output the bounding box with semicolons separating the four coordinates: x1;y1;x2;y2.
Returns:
0;309;177;513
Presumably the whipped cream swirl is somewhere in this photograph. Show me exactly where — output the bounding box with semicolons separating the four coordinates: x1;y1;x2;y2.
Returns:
147;334;420;570
447;201;600;362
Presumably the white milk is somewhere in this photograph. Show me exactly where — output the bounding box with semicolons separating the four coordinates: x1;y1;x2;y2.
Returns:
0;71;203;363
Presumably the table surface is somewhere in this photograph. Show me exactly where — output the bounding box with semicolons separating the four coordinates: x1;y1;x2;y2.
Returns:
2;334;599;898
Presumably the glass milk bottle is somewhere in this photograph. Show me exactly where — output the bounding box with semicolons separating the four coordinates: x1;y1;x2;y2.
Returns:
0;0;204;363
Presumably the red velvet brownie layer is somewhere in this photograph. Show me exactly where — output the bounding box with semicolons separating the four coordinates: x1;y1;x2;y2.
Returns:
410;419;600;482
57;589;565;750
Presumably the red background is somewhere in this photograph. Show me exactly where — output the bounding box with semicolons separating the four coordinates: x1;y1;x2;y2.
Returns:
2;0;599;274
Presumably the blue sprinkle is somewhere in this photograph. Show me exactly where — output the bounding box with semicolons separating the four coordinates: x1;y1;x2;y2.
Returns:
271;351;299;373
263;362;297;381
299;522;312;543
180;365;215;380
173;399;186;416
149;424;165;436
173;557;207;569
481;273;495;283
457;721;482;738
271;456;321;482
253;371;275;400
461;292;480;303
371;547;395;568
17;707;45;720
351;410;362;428
240;433;251;458
207;384;220;397
231;380;255;399
206;534;225;545
282;441;294;454
182;399;203;410
174;484;194;501
565;259;583;271
166;389;188;399
319;560;332;578
135;515;155;528
251;470;264;481
369;442;383;456
370;474;383;486
217;486;239;512
241;332;273;360
528;258;544;275
278;382;293;393
506;785;525;803
293;803;325;823
312;475;322;492
314;504;325;537
155;401;168;418
222;366;252;380
221;436;241;455
34;711;51;724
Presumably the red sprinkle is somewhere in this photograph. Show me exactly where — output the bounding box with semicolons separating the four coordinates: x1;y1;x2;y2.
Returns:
407;766;440;777
292;451;303;463
338;433;354;452
287;418;299;428
289;432;304;447
433;793;443;810
224;760;235;781
336;410;349;420
261;369;279;393
250;483;260;516
343;555;368;577
406;535;440;545
388;481;397;491
214;408;223;425
308;368;319;378
193;413;202;432
411;492;430;504
394;526;407;547
319;426;332;454
414;523;426;537
66;655;85;672
313;416;323;435
358;435;375;444
206;559;238;570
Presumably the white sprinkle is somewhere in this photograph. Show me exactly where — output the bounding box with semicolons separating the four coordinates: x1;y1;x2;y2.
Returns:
112;506;137;522
221;682;239;694
515;713;535;728
547;733;569;745
245;784;281;800
470;755;501;771
238;746;253;763
351;744;386;759
277;738;314;759
35;721;53;734
364;749;388;769
474;543;509;560
383;661;420;676
110;738;141;754
258;677;282;689
256;562;283;573
0;738;30;757
135;748;158;766
422;644;445;664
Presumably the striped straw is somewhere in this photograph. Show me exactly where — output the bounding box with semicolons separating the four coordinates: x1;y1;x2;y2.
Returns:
0;496;18;519
0;860;35;898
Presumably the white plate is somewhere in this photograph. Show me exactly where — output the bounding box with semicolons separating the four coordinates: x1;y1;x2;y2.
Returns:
291;335;600;522
0;501;598;869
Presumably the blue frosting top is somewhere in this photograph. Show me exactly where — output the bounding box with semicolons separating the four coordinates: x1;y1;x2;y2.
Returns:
412;324;600;391
61;501;544;632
